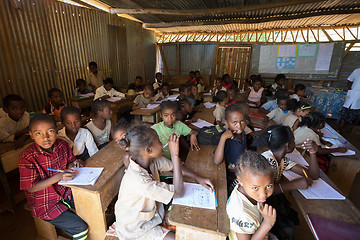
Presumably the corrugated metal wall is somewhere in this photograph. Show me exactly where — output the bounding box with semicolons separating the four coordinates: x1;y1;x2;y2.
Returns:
339;51;360;79
0;0;156;111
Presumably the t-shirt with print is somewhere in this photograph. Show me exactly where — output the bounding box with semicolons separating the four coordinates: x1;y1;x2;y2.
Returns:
262;150;297;183
134;94;152;106
85;119;111;146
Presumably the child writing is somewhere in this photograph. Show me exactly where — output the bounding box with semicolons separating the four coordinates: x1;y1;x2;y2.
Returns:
176;98;197;124
227;151;277;240
213;90;229;126
94;78;125;100
227;89;236;106
212;78;227;96
259;89;289;114
133;85;154;110
74;78;92;96
58;106;98;161
197;77;206;94
153;72;163;93
265;96;291;125
86;99;112;149
188;84;199;106
152;83;170;102
151;101;200;159
177;84;191;101
245;78;266;107
0;94;29;148
128;76;143;92
43;88;66;122
112;126;213;240
290;84;307;101
283;100;311;131
19;114;88;240
269;74;286;94
214;103;248;193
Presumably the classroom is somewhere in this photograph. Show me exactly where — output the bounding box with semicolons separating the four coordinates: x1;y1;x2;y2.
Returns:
1;0;360;239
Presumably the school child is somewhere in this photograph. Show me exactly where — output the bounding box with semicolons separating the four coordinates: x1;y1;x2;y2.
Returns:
290;84;306;101
214;103;248;193
112;118;131;143
283;100;311;131
58;106;98;161
151;101;200;159
94;78;125;100
152;83;170;102
227;89;236;106
245;78;266;107
176;98;197;124
197;77;206;94
86;99;112;149
87;61;105;90
212;78;227;96
177;84;191;101
194;70;202;82
246;74;262;89
260;89;289;114
187;71;197;85
18;114;88;240
128;76;143;92
111;125;213;240
153;72;163;92
132;85;154;110
213;90;228;126
222;74;233;90
73;78;92;96
269;74;286;94
188;84;200;106
227;151;277;240
254;125;320;239
43;88;66;122
0;94;29;148
265;96;291;125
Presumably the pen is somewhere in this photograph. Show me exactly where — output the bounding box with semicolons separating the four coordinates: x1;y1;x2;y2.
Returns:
302;169;309;179
214;189;218;207
47;168;68;173
163;143;168;149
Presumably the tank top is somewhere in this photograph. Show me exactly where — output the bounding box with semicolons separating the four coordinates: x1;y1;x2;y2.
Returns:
247;87;264;107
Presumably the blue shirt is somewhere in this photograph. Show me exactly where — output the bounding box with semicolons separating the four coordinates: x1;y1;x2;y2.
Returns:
261;100;278;112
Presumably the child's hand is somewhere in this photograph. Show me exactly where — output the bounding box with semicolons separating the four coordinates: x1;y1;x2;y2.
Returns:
191;117;198;123
197;177;214;191
293;177;313;189
168;134;179;158
302;139;319;154
323;141;333;147
257;203;276;228
336;147;347;153
73;159;84;168
222;129;234;140
58;170;77;181
255;102;261;107
140;104;146;108
190;134;200;151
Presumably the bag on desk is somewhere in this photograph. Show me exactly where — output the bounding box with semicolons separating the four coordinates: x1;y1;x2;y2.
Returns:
197;125;225;145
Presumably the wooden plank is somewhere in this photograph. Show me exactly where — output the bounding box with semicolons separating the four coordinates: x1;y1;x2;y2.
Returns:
159;44;169;76
177;43;180;75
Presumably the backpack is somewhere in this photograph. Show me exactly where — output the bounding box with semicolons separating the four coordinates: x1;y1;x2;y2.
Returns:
197;125;226;145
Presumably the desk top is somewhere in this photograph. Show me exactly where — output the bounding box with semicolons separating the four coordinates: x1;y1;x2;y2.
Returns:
130;106;160;116
169;145;229;236
70;96;94;102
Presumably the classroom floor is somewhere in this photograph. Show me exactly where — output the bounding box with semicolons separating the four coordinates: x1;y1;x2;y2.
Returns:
0;119;358;240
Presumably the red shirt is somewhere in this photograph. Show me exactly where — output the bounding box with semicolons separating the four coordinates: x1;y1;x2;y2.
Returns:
188;77;197;85
227;100;236;106
19;139;75;220
222;82;233;90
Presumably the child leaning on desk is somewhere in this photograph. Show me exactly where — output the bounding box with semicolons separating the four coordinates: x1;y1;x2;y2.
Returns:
132;84;154;110
18;114;88;240
110;125;213;240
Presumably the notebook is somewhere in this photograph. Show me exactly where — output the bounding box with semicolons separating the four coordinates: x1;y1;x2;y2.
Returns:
59;167;104;185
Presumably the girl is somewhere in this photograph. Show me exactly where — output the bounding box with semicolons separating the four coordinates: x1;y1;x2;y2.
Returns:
43;88;66;122
187;85;198;107
254;125;320;239
222;74;233;90
176;98;197;124
227;89;236;106
112;126;213;240
269;74;286;94
227;151;277;240
197;77;206;94
245;78;266;108
213;90;228;126
212;78;227;96
283;100;311;131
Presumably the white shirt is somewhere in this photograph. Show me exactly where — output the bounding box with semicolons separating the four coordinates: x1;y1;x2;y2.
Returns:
294;126;322;147
266;108;291;125
213;103;226;124
290;94;300;101
344;68;360;109
94;86;125;100
0;111;29;142
58;127;98;157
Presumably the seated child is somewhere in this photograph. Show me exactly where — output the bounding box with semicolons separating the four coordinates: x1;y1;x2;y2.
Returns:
94;78;125;100
176;98;196;124
290;84;306;101
260;89;289;114
254;125;320;239
73;78;92;96
283;99;311;131
153;72;163;92
86;99;112;149
19;114;88;239
152;83;169;102
151;101;200;159
265;96;291;125
197;77;206;94
269;74;286;94
43;88;65;122
214;103;247;193
188;84;199;106
0;94;29;148
227;89;236;106
246;74;262;89
128;76;143;92
227;151;277;240
132;84;154;110
222;74;233;90
112;118;131;143
245;78;266;107
213;90;228;126
58;106;98;161
177;84;191;101
87;61;105;90
212;78;227;96
112;125;213;240
187;71;197;85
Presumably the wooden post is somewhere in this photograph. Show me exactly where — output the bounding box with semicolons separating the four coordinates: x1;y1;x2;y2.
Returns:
158;44;169;76
177;44;181;76
211;45;219;86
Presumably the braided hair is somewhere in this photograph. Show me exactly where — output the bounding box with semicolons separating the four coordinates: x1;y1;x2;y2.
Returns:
235;151;275;178
253;125;293;151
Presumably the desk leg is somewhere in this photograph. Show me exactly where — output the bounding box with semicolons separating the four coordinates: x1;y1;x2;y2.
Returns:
71;189;106;240
175;226;226;240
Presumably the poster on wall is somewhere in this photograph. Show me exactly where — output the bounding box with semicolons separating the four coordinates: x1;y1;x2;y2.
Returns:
297;44;318;57
277;45;297;57
275;57;296;69
315;43;334;71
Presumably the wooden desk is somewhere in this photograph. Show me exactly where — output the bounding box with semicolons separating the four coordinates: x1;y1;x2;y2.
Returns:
70;96;94;110
63;141;126;240
169;145;229;239
130;106;160;123
109;97;134;124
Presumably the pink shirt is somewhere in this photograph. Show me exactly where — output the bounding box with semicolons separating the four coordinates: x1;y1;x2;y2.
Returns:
247;87;264;107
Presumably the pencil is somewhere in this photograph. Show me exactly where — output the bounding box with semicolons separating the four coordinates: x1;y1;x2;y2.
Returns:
302;169;308;179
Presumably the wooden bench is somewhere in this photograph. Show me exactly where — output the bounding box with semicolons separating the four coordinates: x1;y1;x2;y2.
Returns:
70;96;94;111
169;145;229;239
108;97;135;124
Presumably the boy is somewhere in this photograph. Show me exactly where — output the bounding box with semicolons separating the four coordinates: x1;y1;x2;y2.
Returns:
128;76;143;92
290;84;306;101
152;83;169;102
259;89;289;114
87;61;105;90
94;78;125;100
151;101;200;160
153;72;163;92
19;114;88;240
58;106;98;161
212;78;227;96
177;84;191;101
132;85;154;110
43;88;65;122
265;96;291;125
0;94;29;148
86;99;112;149
74;79;92;97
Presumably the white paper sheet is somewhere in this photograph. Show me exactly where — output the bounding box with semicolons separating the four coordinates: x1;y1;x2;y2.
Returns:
172;182;217;210
142;104;160;109
254;127;262;131
298;44;318;57
331;149;355;156
78;92;95;97
171;88;179;92
191;119;214;128
285;149;309;166
59;167;104;185
315;43;334;71
320;127;338;139
202;92;212;96
277;45;297;57
107;97;124;102
282;171;302;181
204;102;216;108
166;94;179;101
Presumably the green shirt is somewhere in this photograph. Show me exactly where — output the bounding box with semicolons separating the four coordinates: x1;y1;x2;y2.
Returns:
151;121;192;159
134;94;152;106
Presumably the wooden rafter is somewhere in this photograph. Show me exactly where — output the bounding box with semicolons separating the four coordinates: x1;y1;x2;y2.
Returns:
320;27;333;41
